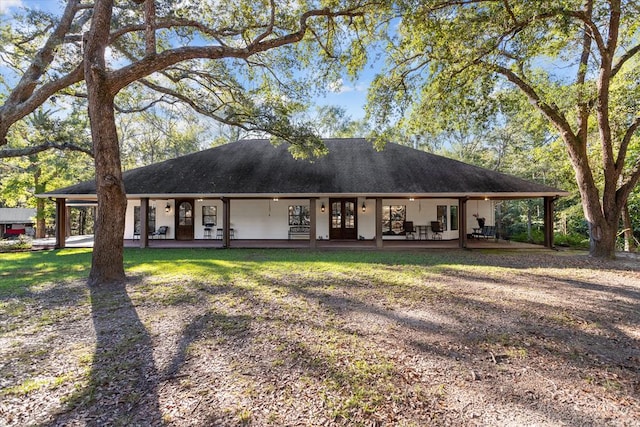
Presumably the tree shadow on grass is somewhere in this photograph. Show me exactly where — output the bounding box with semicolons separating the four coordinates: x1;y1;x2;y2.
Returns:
47;280;162;426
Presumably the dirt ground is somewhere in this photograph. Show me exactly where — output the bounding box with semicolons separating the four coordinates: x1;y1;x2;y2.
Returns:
1;250;639;426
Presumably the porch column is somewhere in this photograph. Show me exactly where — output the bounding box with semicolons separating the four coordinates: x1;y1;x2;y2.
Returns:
55;198;66;249
140;198;149;248
543;196;556;248
222;197;231;248
309;198;317;249
459;197;468;248
375;197;383;248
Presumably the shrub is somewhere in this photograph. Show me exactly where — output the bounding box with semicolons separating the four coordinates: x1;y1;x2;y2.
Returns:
0;235;32;252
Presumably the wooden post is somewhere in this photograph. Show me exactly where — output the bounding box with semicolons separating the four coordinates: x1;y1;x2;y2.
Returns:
55;198;66;249
222;197;230;248
376;197;383;248
140;198;149;248
459;197;468;248
543;196;556;248
310;198;317;249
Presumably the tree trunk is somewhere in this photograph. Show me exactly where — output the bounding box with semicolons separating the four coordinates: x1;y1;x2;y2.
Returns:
622;202;637;252
565;139;620;258
86;89;127;285
36;197;46;238
34;167;46;239
86;0;126;286
587;216;619;258
526;201;533;243
86;92;127;284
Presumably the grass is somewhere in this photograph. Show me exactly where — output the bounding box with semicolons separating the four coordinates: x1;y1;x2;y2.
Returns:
0;247;475;295
1;247;638;425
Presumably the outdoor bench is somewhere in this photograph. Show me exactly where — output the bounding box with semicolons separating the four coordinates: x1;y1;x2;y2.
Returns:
288;226;310;240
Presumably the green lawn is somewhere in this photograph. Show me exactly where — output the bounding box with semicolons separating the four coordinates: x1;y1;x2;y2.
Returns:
1;248;638;426
0;248;482;294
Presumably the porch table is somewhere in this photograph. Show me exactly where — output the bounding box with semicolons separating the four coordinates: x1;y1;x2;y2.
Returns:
415;225;430;240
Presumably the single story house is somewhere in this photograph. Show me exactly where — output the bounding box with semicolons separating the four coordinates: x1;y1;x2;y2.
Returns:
0;208;36;238
41;138;568;249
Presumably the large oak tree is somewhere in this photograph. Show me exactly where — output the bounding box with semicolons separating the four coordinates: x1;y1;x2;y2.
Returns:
368;0;640;257
0;0;370;284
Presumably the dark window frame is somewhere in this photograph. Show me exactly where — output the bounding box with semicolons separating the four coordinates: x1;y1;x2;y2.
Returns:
450;205;458;231
437;205;448;231
134;205;156;233
202;205;217;226
382;205;406;235
288;205;310;226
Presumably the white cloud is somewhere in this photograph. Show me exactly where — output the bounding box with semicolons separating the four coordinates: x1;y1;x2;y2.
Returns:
328;78;368;94
0;0;23;14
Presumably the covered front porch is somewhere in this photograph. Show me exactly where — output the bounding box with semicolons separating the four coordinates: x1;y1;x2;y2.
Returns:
48;193;559;251
33;234;545;250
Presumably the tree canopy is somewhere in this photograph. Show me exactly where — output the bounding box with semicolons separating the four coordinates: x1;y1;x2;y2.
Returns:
0;0;374;284
368;0;640;257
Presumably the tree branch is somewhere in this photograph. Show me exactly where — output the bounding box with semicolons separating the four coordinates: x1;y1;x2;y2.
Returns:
109;6;364;93
114;94;176;113
0;141;93;158
575;0;593;143
615;115;640;172
137;79;248;127
107;19;249;44
144;0;156;56
611;43;640;78
616;156;640;213
251;0;276;47
4;0;81;108
0;64;84;145
488;62;579;148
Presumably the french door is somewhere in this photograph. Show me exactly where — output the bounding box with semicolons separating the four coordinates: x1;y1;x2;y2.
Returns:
329;198;357;240
175;199;194;240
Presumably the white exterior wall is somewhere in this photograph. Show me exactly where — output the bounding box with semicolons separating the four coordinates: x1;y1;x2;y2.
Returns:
123;197;496;241
124;199;176;239
466;200;495;231
124;200;139;239
194;199;223;239
379;198;461;240
230;199;305;239
316;199;330;240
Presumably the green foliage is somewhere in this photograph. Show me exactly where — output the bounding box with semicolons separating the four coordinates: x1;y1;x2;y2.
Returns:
0;235;32;253
366;1;640;249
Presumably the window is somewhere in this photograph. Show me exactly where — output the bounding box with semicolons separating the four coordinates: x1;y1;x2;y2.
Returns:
202;206;217;225
288;205;310;225
134;205;156;233
382;205;406;234
179;202;193;226
450;205;458;231
437;205;448;231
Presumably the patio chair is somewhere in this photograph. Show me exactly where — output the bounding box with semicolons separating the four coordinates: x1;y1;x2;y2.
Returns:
150;225;169;239
404;221;416;240
430;221;443;240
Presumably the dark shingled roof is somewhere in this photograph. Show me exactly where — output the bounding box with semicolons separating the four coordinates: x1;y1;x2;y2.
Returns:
44;138;567;198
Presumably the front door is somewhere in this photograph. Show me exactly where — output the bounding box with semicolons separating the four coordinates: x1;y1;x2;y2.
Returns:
175;199;194;240
329;198;357;240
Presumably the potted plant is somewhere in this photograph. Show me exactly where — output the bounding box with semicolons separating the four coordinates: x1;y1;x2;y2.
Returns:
473;213;485;228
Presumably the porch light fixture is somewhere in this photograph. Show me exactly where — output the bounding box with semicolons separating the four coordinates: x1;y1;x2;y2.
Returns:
362;202;366;212
165;203;171;213
273;197;279;202
409;197;415;201
321;203;325;213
